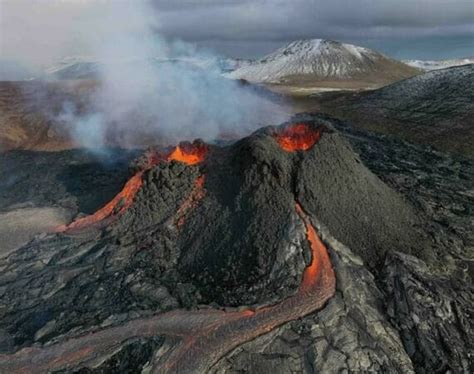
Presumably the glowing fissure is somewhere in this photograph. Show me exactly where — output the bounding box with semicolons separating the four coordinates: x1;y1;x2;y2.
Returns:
276;123;322;152
58;142;208;233
7;202;336;374
295;202;323;290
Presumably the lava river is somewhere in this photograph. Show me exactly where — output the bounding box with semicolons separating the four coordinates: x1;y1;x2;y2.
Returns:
0;124;336;373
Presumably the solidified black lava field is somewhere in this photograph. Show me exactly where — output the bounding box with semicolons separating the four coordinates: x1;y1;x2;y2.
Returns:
0;116;472;373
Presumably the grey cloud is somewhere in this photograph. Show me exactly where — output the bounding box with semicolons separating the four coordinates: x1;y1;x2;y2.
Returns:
151;0;473;48
0;0;472;64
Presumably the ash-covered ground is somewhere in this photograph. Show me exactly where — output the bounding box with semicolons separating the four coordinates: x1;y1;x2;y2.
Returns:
0;116;472;373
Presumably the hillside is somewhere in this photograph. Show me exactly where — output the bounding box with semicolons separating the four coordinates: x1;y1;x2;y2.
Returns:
317;64;474;155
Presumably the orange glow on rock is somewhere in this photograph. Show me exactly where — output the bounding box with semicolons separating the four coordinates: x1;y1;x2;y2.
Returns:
295;203;325;291
167;142;208;165
56;172;144;232
276;123;321;152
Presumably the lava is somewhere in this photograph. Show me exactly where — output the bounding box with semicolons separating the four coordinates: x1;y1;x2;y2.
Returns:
55;172;144;232
167;141;208;165
276;123;322;152
296;202;322;291
2;202;335;373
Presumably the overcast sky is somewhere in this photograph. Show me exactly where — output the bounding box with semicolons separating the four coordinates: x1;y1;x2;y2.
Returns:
151;0;474;59
1;0;473;67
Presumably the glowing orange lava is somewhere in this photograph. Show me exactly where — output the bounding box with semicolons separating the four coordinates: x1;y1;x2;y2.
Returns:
56;172;144;232
167;142;208;165
276;123;321;152
295;202;325;291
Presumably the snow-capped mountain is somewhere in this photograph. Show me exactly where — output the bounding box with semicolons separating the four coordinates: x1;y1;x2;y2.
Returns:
403;58;474;71
227;39;420;86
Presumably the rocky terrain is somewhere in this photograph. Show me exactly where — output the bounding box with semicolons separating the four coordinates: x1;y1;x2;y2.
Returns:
315;64;474;156
0;116;471;373
227;39;421;90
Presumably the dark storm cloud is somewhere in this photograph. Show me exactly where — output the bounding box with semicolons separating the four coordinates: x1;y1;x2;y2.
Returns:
150;0;474;56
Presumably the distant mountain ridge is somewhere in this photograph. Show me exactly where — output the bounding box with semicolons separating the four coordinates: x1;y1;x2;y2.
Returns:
43;55;247;80
403;58;474;71
227;39;421;88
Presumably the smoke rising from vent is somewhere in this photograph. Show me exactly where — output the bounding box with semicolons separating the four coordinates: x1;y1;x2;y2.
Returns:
1;0;290;148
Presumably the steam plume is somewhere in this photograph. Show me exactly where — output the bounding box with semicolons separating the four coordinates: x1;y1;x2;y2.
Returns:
1;0;290;148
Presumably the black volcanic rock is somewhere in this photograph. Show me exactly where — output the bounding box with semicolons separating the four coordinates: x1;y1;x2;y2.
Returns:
0;116;471;373
318;64;474;155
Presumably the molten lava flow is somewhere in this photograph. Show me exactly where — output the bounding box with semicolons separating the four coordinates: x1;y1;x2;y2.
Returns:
174;175;206;227
167;142;208;165
276;123;322;152
295;202;324;291
56;172;145;232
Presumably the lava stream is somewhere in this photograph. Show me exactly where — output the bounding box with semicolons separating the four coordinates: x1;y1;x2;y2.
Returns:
56;172;144;232
276;123;322;152
1;203;335;373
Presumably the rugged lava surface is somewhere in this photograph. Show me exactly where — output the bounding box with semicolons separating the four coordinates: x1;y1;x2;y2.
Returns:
0;117;471;373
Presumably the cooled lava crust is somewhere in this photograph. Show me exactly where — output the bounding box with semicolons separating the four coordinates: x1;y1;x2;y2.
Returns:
0;119;430;373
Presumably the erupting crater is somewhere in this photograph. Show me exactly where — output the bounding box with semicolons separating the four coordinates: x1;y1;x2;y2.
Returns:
275;123;322;152
167;140;208;165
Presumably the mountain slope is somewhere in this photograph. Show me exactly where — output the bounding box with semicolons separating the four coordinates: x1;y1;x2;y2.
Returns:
318;64;474;155
404;57;474;71
227;39;421;88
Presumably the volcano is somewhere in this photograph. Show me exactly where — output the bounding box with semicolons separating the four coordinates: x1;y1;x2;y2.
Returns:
0;118;471;373
227;39;421;89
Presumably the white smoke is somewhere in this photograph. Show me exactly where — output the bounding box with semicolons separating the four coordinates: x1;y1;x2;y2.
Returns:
1;0;290;148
